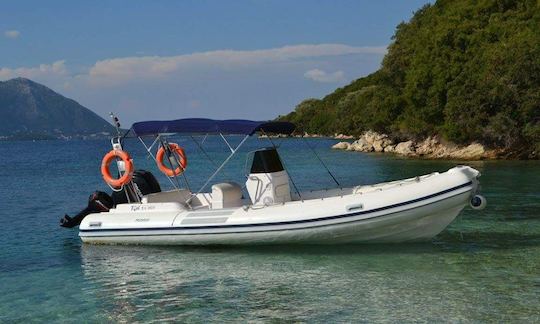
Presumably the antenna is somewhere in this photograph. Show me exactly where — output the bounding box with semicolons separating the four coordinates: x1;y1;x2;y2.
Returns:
109;112;122;137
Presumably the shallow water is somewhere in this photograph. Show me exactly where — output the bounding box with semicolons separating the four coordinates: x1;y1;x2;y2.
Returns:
0;137;539;322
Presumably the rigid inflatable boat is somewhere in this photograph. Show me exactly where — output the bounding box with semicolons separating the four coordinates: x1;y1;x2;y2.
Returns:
62;115;486;245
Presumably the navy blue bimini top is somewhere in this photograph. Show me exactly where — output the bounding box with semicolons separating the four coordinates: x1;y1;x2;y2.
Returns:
130;118;295;136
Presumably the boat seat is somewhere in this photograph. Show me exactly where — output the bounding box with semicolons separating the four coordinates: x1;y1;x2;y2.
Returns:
142;189;192;204
211;182;242;209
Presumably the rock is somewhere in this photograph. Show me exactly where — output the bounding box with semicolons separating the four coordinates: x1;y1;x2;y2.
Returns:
414;137;486;159
414;136;449;158
364;131;390;144
373;137;393;152
372;140;384;152
415;137;438;155
334;133;355;140
332;142;351;150
449;143;485;160
362;131;379;145
394;141;416;156
328;129;498;160
350;138;373;152
330;130;394;153
353;131;393;152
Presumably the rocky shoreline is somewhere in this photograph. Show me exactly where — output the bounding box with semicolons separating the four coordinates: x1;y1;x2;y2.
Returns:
332;131;501;160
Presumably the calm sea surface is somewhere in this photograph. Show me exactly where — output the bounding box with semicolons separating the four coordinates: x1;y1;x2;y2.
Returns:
0;137;538;322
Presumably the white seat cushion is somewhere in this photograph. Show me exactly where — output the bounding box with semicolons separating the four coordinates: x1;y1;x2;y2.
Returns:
211;182;242;209
142;189;192;204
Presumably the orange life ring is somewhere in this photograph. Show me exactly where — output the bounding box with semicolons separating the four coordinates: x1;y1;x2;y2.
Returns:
101;150;134;188
156;143;188;177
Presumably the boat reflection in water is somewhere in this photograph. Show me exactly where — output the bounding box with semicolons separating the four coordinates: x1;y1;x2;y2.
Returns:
80;243;482;322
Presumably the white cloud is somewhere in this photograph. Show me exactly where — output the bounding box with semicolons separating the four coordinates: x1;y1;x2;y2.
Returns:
85;44;386;85
0;44;386;86
304;69;346;83
0;60;67;80
4;30;20;39
0;44;387;123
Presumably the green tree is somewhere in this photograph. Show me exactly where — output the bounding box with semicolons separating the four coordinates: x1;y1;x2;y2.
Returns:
279;0;540;157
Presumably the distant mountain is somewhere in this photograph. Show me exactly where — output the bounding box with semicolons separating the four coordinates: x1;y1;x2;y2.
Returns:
0;78;115;139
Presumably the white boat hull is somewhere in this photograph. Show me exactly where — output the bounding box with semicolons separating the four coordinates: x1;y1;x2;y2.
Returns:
81;194;467;245
79;166;481;245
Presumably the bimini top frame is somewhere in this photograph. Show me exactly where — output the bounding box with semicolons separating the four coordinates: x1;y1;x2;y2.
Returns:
125;118;296;208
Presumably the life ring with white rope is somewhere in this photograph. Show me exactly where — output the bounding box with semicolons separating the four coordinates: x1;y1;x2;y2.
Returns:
101;149;134;188
156;143;188;177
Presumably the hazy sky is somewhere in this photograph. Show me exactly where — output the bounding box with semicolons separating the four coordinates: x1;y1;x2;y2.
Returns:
0;0;430;125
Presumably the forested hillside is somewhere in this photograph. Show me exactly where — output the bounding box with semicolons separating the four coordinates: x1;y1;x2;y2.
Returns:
279;0;540;156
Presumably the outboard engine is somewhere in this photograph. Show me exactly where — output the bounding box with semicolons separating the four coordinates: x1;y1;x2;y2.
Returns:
246;148;291;206
60;191;113;228
60;170;161;228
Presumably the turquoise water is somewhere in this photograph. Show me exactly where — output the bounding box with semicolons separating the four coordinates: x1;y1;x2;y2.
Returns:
0;137;539;322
